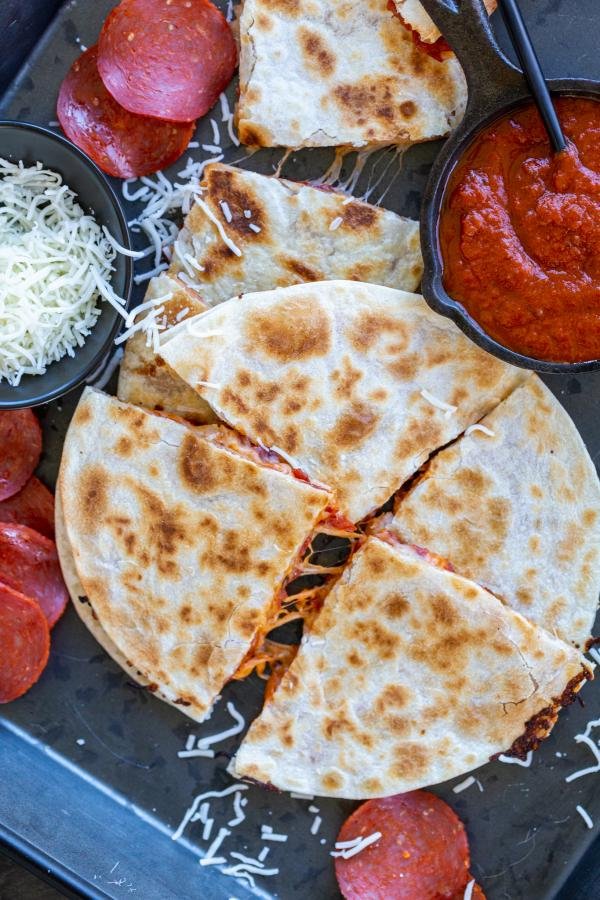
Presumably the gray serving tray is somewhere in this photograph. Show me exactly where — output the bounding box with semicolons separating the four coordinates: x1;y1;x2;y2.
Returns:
1;1;600;898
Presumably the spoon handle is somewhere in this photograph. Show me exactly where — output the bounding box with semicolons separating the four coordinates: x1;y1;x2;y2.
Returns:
497;0;567;152
418;0;521;104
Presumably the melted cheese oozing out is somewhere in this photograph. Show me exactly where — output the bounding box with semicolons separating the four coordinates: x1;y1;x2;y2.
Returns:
0;159;128;385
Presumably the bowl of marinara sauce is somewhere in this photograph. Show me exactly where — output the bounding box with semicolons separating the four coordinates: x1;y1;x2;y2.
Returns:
437;95;600;369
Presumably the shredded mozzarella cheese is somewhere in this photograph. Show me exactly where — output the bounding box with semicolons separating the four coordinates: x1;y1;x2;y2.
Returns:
331;831;382;859
576;805;594;829
0;159;128;385
565;718;600;782
464;879;475;900
465;423;496;437
497;751;533;767
420;388;458;417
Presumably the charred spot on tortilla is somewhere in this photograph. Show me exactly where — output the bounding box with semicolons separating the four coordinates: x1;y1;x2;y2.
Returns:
80;465;108;531
330;403;380;450
342;203;378;230
207;167;268;239
284;258;324;282
246;300;331;361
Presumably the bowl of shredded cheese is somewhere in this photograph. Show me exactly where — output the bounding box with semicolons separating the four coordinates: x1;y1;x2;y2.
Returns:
0;121;134;408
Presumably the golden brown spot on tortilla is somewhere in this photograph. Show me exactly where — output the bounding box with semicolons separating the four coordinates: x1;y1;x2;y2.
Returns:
343;203;377;230
206;167;267;239
361;778;383;794
349;311;409;353
321;771;343;791
256;12;272;29
283;398;303;416
516;587;533;606
124;533;136;554
370;388;388;402
583;508;598;527
400;100;416;118
330;402;379;449
334;76;404;130
134;485;187;578
387;352;420;381
179;604;192;623
178;433;216;493
389;744;428;781
529;535;541;553
222;387;250;416
430;594;458;627
284;258;323;282
351;620;399;660
238;122;272;148
73;403;91;426
115;436;133;457
332;359;362;400
394;419;443;463
255;383;280;403
193;644;212;668
148;464;159;478
246;299;331;361
376;685;409;712
383;593;409;619
385;715;410;736
346;650;364;667
237;370;252;388
299;26;336;77
530;484;543;499
80;465;108;533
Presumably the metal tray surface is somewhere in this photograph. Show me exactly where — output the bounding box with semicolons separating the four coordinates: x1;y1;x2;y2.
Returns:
1;1;600;898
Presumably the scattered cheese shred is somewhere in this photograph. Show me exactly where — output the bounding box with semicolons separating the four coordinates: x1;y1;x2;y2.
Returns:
452;775;476;793
565;718;600;782
329;216;343;231
465;423;496;437
497;751;533;767
576;804;594;829
464;879;475;900
0;159;128;385
331;831;382;859
195;196;242;257
420;388;458;417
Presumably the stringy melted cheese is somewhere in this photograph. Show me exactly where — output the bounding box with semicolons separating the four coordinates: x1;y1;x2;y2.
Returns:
0;159;129;385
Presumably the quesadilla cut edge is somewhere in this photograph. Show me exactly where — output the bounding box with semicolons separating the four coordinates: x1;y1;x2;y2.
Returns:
230;535;590;798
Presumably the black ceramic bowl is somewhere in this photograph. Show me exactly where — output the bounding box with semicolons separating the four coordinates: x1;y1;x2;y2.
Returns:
0;121;133;408
419;0;600;373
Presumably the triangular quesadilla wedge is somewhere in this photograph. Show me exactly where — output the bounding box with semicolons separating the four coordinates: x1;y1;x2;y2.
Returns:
383;375;600;649
119;165;422;422
159;281;526;522
392;0;496;48
167;163;423;299
236;0;467;148
230;535;591;799
58;388;336;722
117;274;215;423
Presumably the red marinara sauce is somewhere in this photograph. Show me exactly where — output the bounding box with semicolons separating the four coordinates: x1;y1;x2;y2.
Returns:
439;96;600;362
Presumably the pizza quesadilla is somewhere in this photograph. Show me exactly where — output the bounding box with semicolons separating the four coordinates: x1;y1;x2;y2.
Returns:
236;0;467;148
58;388;337;722
158;281;526;522
119;164;422;421
230;535;591;798
383;376;600;648
167;163;423;300
117;273;215;423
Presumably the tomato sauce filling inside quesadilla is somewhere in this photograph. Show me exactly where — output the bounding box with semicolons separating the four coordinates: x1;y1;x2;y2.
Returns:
440;96;600;362
386;1;451;60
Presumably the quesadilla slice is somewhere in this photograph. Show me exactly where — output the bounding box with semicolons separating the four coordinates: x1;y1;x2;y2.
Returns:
167;163;423;299
159;280;526;522
392;0;496;51
236;0;467;148
383;376;600;648
230;535;591;798
58;388;340;722
117;273;215;423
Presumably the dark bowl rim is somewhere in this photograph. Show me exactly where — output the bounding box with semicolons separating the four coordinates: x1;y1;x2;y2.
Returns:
420;82;600;374
0;120;134;409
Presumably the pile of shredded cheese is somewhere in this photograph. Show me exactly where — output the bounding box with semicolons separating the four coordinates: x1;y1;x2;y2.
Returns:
0;159;127;385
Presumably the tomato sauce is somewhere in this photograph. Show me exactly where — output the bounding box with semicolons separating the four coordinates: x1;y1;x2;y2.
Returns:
439;97;600;362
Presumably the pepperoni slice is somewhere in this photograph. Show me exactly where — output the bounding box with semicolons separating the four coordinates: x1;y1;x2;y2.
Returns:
0;410;42;502
0;523;69;628
0;477;55;539
97;0;237;123
0;582;50;703
57;46;196;178
335;791;474;900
